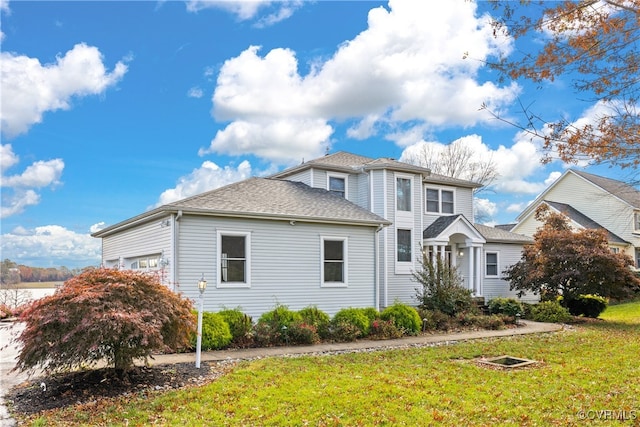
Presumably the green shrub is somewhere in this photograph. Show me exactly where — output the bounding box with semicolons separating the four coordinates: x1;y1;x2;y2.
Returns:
286;321;321;345
298;306;331;339
361;307;380;322
192;312;232;350
218;308;253;347
562;294;608;318
418;309;454;331
414;257;476;316
520;302;534;319
258;304;302;330
380;302;421;335
488;298;525;317
370;319;403;339
328;320;362;342
255;304;302;346
531;301;572;323
331;308;371;338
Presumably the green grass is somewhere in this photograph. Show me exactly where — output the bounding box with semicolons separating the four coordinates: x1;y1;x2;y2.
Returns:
26;300;640;426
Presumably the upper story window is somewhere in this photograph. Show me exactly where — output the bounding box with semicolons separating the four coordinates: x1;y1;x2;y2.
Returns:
321;236;348;287
634;212;640;232
218;231;251;288
328;175;346;198
396;177;412;211
426;188;454;214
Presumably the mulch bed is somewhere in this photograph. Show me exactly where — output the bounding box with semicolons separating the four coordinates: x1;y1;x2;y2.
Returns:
6;361;234;416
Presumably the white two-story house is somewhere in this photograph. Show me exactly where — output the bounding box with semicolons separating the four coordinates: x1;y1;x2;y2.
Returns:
93;151;534;317
508;169;640;268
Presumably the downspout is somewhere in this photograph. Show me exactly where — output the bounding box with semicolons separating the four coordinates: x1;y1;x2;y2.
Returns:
374;223;384;311
172;210;183;291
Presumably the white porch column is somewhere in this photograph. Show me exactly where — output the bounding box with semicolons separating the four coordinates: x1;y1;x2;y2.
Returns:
475;247;483;296
438;245;446;261
468;247;474;292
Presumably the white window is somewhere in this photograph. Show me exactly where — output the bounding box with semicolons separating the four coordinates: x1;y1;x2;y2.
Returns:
634;212;640;232
426;188;454;214
397;229;412;262
328;174;347;198
321;236;348;287
128;255;160;271
485;252;499;277
610;247;620;254
396;177;412;211
217;231;251;288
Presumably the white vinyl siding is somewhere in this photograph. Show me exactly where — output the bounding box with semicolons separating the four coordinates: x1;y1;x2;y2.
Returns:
175;215;376;318
100;216;174;284
482;243;539;304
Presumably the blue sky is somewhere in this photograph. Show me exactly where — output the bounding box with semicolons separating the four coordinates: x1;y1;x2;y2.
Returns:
0;0;627;268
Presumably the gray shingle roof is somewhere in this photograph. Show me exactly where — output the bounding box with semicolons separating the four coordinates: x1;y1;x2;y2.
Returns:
272;151;481;188
572;169;640;208
474;223;533;244
169;177;390;225
423;215;462;239
545;200;629;244
93;178;391;237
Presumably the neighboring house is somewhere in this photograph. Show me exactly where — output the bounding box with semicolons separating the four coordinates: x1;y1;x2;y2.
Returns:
93;151;535;318
508;169;640;267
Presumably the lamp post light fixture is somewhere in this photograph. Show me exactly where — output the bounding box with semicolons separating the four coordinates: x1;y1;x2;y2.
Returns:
195;274;207;369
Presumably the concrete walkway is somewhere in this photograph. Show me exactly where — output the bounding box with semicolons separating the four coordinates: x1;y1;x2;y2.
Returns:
1;320;562;426
150;320;562;365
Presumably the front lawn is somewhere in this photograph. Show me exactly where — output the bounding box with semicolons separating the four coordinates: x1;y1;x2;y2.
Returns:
22;300;640;426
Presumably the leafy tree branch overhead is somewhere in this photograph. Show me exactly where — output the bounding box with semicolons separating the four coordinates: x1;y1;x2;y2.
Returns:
484;0;640;169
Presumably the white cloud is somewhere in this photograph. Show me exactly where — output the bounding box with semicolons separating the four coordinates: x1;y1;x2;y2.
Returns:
0;43;128;138
89;222;106;233
475;197;498;218
155;159;253;206
1;189;39;218
203;1;520;164
506;203;527;214
185;0;301;25
188;86;204;98
0;144;65;217
0;224;101;268
2;158;64;187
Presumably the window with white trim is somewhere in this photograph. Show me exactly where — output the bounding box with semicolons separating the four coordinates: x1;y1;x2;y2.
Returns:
426;188;454;214
217;231;251;287
129;255;160;271
485;252;499;277
397;229;412;262
328;174;347;198
321;237;347;286
634;212;640;232
396;177;412;212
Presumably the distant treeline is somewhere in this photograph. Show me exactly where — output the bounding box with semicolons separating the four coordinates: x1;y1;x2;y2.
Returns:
1;259;85;285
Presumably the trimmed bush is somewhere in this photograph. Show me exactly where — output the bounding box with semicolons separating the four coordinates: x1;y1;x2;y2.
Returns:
255;304;302;346
488;298;525;317
370;319;403;339
361;307;381;322
531;301;572;323
218;308;253;347
380;303;422;335
331;308;371;338
328;320;362;342
298;306;331;339
563;294;608;318
286;322;321;345
258;304;302;330
192;312;233;350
